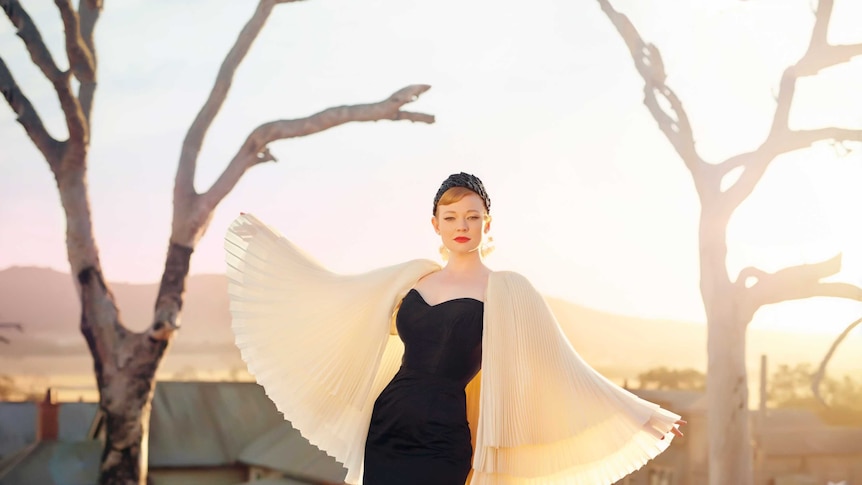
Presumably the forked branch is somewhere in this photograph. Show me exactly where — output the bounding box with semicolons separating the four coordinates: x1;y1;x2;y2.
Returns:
161;0;434;342
597;0;862;209
2;0;88;161
169;1;434;248
175;0;279;198
55;0;95;83
77;0;102;121
738;254;862;319
723;0;862;207
797;0;862;76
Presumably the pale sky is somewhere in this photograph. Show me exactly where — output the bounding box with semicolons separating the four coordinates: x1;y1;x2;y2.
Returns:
1;0;861;339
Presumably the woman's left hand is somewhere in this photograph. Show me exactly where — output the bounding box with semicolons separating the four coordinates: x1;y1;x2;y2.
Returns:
660;419;686;440
670;419;686;438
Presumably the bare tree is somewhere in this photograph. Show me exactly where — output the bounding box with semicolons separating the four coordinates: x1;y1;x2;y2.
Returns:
1;0;433;482
595;1;862;483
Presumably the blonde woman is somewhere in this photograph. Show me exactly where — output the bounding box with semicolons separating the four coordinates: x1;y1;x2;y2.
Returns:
226;172;684;485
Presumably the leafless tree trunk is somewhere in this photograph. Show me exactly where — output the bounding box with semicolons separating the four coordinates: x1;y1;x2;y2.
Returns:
595;1;862;483
1;0;433;483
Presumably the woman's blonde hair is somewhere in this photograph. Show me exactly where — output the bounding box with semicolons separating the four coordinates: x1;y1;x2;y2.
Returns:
435;187;491;220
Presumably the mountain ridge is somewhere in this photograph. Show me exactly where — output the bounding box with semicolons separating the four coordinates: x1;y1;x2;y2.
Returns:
1;266;857;379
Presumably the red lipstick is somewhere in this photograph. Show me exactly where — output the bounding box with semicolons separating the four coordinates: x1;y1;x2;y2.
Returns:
454;237;471;243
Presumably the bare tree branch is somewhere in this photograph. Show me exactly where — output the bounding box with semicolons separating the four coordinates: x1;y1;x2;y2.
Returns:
55;0;95;83
644;83;704;172
796;0;862;76
171;0;435;248
783;127;862;150
176;0;279;199
2;1;89;160
595;0;706;180
738;254;862;318
0;56;64;167
770;69;796;137
797;42;862;76
723;125;862;209
722;126;862;181
196;84;435;222
77;0;101;122
812;316;862;405
721;66;797;206
720;0;862;208
2;0;63;82
155;0;434;343
55;90;88;166
809;0;832;47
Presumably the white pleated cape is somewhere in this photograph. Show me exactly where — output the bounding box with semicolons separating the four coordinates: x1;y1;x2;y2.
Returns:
225;214;681;485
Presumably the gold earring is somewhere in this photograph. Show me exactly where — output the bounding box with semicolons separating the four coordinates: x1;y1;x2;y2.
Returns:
480;236;495;258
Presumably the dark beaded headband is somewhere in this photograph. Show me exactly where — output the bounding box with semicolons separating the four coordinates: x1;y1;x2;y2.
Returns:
432;172;491;215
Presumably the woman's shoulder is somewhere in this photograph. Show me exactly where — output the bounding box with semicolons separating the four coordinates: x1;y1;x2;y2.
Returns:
488;269;530;283
487;270;542;296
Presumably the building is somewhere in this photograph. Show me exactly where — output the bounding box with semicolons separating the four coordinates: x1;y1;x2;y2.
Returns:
0;382;346;485
757;422;862;484
0;392;97;460
0;390;100;485
3;383;861;484
618;389;862;485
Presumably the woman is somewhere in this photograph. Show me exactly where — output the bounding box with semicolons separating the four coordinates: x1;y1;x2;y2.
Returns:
225;172;684;485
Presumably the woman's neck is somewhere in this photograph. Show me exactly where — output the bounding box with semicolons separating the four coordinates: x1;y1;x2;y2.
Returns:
443;251;486;275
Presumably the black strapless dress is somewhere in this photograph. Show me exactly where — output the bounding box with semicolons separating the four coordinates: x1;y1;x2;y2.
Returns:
363;289;484;485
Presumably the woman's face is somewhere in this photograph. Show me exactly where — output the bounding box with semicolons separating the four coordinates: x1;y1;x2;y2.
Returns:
432;193;490;257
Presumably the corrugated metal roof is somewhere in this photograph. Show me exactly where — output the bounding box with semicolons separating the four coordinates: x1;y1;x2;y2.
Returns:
59;403;98;442
238;422;346;483
0;402;99;460
0;403;35;459
0;440;100;485
148;381;284;467
1;381;343;482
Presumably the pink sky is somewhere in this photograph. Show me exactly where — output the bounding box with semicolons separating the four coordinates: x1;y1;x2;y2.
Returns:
1;0;860;336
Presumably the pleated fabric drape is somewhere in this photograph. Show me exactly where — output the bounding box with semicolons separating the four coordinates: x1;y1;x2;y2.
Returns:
226;214;680;485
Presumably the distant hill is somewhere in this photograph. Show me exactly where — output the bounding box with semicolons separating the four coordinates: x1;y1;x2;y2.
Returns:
0;266;858;380
0;266;233;346
0;266;239;377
